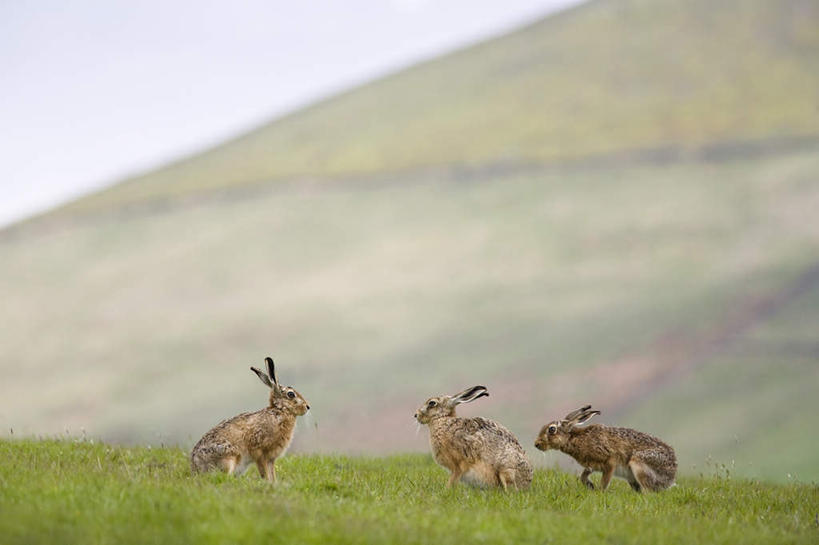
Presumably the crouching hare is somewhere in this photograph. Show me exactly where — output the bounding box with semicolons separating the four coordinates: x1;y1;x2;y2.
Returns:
535;405;676;492
191;357;310;482
415;385;533;490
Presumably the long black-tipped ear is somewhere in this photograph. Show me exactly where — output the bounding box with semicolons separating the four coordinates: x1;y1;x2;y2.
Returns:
453;385;489;404
563;404;592;422
575;409;601;425
265;357;278;386
250;366;273;388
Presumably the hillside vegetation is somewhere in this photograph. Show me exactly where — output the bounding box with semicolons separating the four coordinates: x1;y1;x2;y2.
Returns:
3;146;818;481
1;440;817;545
56;0;819;214
2;0;818;484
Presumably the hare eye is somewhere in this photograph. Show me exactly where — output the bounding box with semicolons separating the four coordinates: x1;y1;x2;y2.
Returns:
427;400;437;408
548;425;557;435
287;391;295;399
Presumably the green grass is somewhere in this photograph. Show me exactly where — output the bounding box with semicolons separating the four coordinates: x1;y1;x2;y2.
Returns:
1;440;816;545
53;0;819;214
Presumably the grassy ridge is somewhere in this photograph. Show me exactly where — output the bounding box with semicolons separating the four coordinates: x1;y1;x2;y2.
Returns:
60;0;819;213
1;440;817;545
2;146;819;481
3;0;819;485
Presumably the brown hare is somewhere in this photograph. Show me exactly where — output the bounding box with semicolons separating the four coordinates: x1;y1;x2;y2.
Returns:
415;385;533;490
190;357;310;482
535;405;677;492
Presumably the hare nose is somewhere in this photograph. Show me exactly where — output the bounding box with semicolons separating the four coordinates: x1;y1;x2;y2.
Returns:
306;405;311;410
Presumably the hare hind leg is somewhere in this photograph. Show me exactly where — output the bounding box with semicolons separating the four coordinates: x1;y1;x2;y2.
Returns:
448;460;473;488
220;456;240;475
628;459;664;492
498;468;517;491
615;464;641;492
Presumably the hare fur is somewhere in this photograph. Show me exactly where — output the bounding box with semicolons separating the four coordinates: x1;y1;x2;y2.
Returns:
190;357;309;482
415;385;533;490
535;405;677;492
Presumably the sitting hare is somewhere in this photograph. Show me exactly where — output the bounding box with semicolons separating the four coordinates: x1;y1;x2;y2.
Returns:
190;357;310;482
415;385;532;490
535;405;676;492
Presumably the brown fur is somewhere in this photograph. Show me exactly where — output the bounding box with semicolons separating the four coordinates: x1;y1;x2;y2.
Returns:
415;386;532;490
190;358;309;482
535;405;676;492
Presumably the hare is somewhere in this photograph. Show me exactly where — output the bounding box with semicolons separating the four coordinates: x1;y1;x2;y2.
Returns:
190;357;310;482
415;385;533;490
534;405;676;492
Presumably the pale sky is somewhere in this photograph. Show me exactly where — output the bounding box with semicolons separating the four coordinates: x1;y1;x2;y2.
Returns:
0;0;583;227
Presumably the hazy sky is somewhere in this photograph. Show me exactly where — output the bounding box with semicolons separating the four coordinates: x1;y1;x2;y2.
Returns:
1;0;583;227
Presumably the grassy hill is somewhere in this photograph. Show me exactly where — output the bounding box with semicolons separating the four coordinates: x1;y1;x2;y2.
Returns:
2;0;818;484
54;0;819;214
1;440;817;545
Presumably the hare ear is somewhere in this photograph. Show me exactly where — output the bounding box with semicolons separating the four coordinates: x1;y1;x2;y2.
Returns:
575;409;601;425
265;357;278;387
452;385;489;404
250;366;273;388
563;404;592;422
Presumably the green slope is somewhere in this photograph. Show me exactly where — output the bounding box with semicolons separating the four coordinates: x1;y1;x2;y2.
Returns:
3;146;818;480
623;265;819;482
61;0;819;214
2;441;817;545
2;0;819;484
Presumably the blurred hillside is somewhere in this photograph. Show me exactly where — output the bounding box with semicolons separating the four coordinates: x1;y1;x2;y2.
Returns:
49;0;819;215
2;0;818;482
